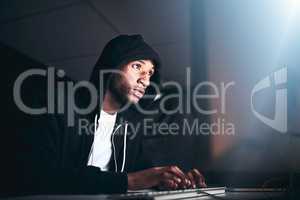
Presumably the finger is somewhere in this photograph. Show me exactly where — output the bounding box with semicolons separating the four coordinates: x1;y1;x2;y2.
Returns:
190;169;207;188
190;169;205;187
161;171;182;185
158;179;178;190
172;166;192;188
166;166;190;185
176;176;188;190
187;171;196;189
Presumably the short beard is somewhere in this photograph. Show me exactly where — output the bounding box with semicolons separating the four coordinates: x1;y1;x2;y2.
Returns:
107;74;130;107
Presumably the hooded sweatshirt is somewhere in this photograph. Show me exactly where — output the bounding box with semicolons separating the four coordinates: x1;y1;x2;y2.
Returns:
15;35;161;195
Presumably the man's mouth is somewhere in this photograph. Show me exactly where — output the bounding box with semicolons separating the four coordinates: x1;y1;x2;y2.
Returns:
132;88;145;99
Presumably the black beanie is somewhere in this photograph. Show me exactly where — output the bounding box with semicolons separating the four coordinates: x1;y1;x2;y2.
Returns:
90;34;161;91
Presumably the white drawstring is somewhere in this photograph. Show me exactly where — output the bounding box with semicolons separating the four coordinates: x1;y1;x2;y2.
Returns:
111;124;122;172
89;113;127;173
121;123;128;172
87;114;99;165
94;114;98;133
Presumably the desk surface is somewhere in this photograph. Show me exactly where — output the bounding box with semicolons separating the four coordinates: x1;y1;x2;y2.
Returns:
6;191;289;200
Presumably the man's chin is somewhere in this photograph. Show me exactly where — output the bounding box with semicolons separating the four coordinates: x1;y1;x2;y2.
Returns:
128;94;141;104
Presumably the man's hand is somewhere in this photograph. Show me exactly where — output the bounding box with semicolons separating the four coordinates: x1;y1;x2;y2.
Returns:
186;168;207;188
127;166;191;190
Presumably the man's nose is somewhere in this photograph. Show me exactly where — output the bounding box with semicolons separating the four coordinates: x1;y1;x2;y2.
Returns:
138;73;150;88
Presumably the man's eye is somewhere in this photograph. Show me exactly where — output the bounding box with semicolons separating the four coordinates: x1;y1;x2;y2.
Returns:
132;64;141;70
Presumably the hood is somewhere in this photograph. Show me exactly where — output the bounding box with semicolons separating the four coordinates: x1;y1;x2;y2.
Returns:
90;34;161;96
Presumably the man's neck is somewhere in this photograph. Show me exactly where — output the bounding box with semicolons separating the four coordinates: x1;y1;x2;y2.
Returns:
102;91;120;114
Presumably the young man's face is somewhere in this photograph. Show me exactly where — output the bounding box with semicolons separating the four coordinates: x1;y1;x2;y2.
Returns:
109;59;155;105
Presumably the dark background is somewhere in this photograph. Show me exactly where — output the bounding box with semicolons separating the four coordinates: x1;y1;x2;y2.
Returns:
2;0;300;188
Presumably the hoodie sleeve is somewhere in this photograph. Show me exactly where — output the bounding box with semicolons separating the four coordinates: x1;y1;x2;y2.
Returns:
16;114;128;195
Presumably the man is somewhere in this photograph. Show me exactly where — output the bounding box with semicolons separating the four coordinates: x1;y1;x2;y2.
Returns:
16;35;206;195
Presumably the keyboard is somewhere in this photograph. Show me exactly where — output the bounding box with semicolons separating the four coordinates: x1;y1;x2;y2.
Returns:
109;187;226;200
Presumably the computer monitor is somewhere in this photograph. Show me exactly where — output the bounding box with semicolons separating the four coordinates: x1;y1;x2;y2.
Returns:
190;0;300;187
